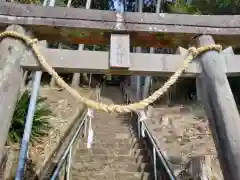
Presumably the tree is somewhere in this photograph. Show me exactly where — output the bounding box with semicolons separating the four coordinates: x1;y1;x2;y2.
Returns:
166;0;199;14
191;0;240;15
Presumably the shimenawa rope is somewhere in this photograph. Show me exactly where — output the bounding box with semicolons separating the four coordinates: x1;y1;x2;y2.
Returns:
0;31;222;113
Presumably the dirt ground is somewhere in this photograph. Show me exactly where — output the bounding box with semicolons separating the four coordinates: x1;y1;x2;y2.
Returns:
145;104;223;179
4;87;93;179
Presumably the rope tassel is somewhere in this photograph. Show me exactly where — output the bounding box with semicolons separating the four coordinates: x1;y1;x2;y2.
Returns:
138;110;147;138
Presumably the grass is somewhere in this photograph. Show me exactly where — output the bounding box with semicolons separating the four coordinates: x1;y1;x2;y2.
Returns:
8;90;52;144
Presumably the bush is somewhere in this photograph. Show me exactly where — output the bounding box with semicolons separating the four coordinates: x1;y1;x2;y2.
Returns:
8;90;52;144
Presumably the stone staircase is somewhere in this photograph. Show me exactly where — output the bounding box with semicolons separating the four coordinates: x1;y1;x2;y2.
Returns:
70;87;153;180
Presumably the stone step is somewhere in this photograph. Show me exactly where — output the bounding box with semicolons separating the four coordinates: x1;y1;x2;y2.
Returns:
71;171;152;180
75;147;148;157
92;121;131;126
93;131;134;136
92;125;133;134
92;127;133;134
92;123;133;129
92;136;138;144
93;113;129;118
78;139;145;150
72;160;152;172
75;147;131;155
133;148;150;157
93;132;135;140
93;116;130;120
72;154;151;164
92;119;132;125
92;122;132;126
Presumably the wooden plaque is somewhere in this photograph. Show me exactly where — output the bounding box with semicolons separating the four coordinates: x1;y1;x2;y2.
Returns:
110;34;130;68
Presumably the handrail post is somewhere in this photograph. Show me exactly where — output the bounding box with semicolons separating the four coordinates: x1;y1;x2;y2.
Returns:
64;146;72;180
194;35;240;180
153;147;157;180
15;71;42;179
138;110;176;180
51;111;88;180
15;40;46;180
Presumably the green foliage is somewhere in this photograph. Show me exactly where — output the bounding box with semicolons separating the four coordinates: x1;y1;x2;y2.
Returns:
166;0;240;15
190;0;240;15
67;0;110;9
55;0;67;7
14;0;41;4
166;0;200;14
85;44;109;51
8;90;52;144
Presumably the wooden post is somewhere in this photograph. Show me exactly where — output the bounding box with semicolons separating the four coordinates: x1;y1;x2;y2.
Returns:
0;25;27;164
142;0;162;100
136;47;141;101
71;45;82;88
194;35;240;180
21;70;28;88
71;0;92;88
175;46;189;102
135;0;143;101
50;43;63;88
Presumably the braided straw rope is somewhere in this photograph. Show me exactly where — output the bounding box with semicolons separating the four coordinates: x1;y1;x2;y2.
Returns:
0;31;222;113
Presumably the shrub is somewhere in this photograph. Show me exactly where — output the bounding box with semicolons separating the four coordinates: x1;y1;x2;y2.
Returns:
8;90;52;144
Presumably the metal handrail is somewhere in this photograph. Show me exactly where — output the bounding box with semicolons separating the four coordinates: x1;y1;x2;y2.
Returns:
50;110;88;180
120;81;176;180
140;117;176;180
50;82;99;180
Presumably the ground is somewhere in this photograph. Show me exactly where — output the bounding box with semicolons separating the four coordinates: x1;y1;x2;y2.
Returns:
4;87;93;179
146;104;223;179
3;85;226;179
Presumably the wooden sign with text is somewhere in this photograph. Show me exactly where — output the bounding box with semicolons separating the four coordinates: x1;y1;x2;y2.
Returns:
110;34;130;68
